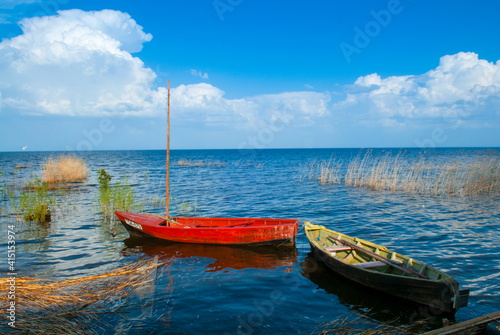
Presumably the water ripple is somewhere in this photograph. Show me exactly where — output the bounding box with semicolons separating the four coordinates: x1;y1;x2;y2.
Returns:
1;148;499;333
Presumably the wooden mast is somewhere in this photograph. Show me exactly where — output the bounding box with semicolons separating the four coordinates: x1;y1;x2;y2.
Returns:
166;80;171;219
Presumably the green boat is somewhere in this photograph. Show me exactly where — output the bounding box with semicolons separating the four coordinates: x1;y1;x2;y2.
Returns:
304;222;469;314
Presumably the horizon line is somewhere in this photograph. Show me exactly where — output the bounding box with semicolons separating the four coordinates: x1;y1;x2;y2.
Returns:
1;145;499;153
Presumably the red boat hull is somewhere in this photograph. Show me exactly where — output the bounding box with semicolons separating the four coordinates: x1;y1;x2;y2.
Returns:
114;211;298;246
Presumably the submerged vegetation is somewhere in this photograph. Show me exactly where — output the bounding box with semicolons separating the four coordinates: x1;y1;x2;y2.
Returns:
175;198;199;216
3;161;194;224
313;314;416;335
4;149;499;225
8;156;88;222
309;150;500;197
6;156;88;222
1;149;499;333
177;159;227;167
14;178;55;222
97;169;142;219
0;258;169;334
42;155;89;184
0;169;8;201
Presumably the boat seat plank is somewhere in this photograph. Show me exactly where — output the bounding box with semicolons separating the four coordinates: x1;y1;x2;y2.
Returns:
353;261;386;268
325;245;352;252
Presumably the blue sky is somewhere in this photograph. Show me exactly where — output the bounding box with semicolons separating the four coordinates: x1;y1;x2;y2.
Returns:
1;0;499;151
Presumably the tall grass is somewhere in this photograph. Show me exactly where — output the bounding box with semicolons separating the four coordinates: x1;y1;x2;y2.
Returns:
308;156;342;184
42;156;89;184
15;178;55;222
307;150;500;197
97;169;142;218
344;151;500;197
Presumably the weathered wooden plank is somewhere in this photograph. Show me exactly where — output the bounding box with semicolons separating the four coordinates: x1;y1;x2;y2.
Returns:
422;311;500;335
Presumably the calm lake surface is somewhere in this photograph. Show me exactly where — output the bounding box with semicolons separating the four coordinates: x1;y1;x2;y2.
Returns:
1;148;499;334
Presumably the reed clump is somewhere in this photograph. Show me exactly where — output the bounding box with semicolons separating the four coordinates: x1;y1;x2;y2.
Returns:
15;178;55;222
344;151;500;197
0;258;169;334
178;159;203;166
42;156;89;184
97;169;142;218
308;157;342;184
318;160;341;184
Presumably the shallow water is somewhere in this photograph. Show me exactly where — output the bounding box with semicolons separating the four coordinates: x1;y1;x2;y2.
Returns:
1;148;499;334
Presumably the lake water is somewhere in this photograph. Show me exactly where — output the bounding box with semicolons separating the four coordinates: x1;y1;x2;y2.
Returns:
1;148;499;334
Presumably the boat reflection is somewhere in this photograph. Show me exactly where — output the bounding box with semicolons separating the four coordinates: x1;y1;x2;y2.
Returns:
123;237;298;272
300;254;451;331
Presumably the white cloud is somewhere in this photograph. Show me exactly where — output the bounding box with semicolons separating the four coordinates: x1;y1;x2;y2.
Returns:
2;9;498;137
171;83;254;126
0;9;161;117
190;69;209;80
170;83;331;129
418;52;500;105
248;91;331;127
0;9;330;128
336;52;500;127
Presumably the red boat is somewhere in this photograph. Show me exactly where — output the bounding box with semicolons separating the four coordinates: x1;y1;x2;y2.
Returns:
115;211;298;246
113;82;298;246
